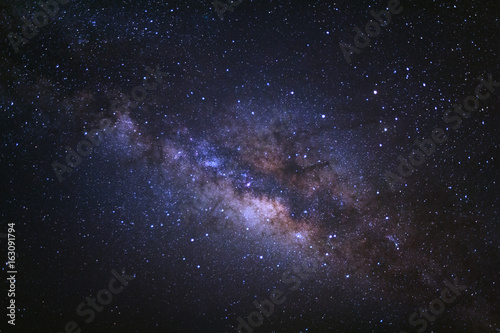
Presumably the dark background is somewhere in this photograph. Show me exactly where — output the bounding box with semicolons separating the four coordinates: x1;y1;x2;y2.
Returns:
0;0;499;332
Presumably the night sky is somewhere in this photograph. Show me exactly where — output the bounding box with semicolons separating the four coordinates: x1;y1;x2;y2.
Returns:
0;0;499;332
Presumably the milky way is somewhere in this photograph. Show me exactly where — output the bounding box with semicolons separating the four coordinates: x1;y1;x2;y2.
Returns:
0;0;499;333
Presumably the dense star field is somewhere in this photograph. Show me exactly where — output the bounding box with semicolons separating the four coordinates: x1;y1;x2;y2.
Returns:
0;0;499;332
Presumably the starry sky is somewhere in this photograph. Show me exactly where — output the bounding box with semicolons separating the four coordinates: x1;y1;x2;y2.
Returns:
0;0;499;332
